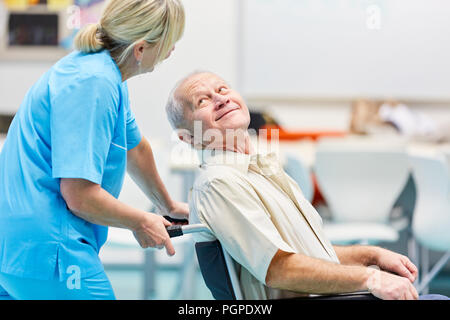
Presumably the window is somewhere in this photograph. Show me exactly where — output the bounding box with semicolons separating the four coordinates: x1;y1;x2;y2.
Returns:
0;3;71;61
8;13;59;46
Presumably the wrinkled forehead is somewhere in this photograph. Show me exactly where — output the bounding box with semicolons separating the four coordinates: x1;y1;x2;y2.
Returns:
175;72;226;107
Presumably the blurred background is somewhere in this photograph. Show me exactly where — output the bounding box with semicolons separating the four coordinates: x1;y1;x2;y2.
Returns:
0;0;449;299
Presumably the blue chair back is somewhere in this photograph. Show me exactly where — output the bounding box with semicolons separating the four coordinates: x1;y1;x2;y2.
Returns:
284;154;314;202
195;240;236;300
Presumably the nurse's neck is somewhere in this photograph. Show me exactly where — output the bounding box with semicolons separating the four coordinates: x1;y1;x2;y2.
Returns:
114;52;146;82
118;59;140;82
116;42;165;82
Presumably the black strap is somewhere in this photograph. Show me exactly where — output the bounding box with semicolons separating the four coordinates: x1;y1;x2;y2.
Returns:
166;225;183;238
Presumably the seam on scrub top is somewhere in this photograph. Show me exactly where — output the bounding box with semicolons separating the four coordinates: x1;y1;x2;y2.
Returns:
111;142;127;151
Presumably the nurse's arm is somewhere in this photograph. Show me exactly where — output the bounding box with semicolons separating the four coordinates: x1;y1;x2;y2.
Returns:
60;178;176;255
126;136;189;220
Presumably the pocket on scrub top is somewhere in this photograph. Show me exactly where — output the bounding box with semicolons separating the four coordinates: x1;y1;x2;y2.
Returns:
0;239;59;280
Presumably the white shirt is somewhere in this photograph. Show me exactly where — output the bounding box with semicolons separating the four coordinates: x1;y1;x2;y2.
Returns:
189;149;339;300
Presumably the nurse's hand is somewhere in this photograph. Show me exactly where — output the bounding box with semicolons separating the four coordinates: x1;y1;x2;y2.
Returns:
132;213;175;256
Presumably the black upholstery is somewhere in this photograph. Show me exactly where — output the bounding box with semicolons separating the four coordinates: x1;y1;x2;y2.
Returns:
195;240;236;300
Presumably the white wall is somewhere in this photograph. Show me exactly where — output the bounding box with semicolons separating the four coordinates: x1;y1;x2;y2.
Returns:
242;0;450;100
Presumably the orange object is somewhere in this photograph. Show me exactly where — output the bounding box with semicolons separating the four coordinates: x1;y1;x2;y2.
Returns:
311;173;326;207
260;124;347;141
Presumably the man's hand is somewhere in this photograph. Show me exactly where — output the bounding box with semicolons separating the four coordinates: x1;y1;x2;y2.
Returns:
373;248;418;283
366;268;419;300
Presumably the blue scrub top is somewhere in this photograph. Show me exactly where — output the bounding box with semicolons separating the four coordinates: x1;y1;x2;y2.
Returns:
0;50;142;281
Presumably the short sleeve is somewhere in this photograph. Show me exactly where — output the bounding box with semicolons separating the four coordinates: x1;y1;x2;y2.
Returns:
121;82;142;150
191;177;295;284
125;105;142;150
50;74;119;184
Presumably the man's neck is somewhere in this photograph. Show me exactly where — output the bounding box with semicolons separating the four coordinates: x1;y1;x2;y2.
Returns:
203;131;255;155
224;134;254;155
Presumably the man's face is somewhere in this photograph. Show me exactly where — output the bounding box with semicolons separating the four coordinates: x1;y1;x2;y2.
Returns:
176;72;250;147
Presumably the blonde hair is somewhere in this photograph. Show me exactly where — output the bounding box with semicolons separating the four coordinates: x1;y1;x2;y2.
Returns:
74;0;185;67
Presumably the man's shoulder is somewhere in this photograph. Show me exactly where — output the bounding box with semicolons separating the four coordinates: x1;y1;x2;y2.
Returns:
193;165;246;192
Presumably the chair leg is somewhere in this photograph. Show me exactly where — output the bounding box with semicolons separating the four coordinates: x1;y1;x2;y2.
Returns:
417;251;450;294
420;246;430;294
180;239;197;299
169;237;197;299
143;249;156;299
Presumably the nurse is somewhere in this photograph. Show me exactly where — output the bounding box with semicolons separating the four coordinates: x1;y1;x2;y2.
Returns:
0;0;186;299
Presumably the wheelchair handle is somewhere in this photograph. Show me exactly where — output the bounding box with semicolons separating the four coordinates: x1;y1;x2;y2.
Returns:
166;224;210;238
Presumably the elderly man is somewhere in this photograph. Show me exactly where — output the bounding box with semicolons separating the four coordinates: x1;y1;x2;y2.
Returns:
165;71;446;300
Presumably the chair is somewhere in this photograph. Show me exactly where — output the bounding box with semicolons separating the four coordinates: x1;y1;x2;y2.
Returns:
166;224;378;300
283;153;314;202
409;154;450;293
314;137;410;245
443;150;450;169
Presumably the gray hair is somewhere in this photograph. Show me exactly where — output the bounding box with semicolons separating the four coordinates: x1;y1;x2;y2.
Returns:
165;70;211;130
165;82;186;130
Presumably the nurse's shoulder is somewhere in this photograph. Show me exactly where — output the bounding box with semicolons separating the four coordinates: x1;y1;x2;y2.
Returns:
54;49;118;76
48;50;123;105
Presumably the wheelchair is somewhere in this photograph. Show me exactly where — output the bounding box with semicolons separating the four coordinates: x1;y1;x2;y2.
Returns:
166;224;379;300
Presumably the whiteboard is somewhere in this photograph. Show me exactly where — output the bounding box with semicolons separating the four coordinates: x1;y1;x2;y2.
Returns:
241;0;450;100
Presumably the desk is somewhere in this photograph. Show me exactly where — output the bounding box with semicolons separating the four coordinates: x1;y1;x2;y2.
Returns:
407;141;450;159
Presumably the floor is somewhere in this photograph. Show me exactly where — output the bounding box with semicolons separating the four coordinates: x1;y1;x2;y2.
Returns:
105;267;213;300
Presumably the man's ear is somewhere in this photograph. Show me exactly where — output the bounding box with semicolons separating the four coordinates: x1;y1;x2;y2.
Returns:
177;128;194;146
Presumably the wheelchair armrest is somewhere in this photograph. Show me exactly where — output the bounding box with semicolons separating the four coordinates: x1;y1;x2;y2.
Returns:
288;292;379;300
166;224;211;238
